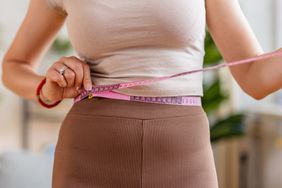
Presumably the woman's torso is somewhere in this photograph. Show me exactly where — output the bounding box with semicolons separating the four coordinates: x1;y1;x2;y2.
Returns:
48;0;207;96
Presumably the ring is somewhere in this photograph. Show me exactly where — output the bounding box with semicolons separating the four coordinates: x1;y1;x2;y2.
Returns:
58;66;68;75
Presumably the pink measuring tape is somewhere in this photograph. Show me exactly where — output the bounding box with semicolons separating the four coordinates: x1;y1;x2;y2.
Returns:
74;50;282;105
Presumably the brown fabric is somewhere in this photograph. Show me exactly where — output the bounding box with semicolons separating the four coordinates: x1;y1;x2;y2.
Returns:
52;97;218;188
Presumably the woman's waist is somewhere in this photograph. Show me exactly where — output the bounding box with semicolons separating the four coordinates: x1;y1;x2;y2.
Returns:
70;96;205;120
91;90;202;106
90;77;204;95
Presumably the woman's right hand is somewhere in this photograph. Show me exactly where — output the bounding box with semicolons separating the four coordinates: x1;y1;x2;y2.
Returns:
40;56;93;103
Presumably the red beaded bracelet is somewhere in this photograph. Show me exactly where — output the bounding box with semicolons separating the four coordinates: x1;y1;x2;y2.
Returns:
36;77;62;109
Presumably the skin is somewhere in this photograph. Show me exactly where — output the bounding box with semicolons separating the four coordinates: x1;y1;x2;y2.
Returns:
1;0;282;103
206;0;282;99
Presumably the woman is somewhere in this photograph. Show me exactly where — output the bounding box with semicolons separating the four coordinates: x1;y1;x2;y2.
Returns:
1;0;282;187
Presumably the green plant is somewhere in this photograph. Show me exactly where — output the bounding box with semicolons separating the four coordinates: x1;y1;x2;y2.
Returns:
210;114;246;142
203;31;246;143
51;37;72;55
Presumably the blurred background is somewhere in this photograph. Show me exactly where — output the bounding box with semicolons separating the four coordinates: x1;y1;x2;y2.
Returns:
0;0;282;188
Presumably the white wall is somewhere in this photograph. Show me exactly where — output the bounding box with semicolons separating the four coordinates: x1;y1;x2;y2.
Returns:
277;0;282;48
239;0;277;50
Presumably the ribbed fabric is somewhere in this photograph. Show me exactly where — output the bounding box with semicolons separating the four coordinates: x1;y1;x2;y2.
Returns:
46;0;206;97
52;97;218;188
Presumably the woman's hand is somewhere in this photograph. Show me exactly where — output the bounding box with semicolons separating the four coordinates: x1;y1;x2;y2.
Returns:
41;56;93;103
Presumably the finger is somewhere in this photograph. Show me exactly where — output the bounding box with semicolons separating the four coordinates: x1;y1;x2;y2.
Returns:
52;60;76;88
62;67;76;87
52;61;75;87
59;56;84;90
47;68;67;87
82;62;92;91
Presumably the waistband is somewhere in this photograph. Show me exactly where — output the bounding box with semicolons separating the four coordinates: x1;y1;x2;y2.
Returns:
87;91;202;106
69;97;206;120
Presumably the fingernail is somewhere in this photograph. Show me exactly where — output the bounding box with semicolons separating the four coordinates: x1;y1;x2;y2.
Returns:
76;86;80;91
86;84;92;91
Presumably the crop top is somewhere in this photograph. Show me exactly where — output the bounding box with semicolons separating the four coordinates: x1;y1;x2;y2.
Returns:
47;0;206;97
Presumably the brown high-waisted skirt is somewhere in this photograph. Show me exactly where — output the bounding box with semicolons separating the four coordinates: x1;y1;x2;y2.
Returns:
52;97;218;188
